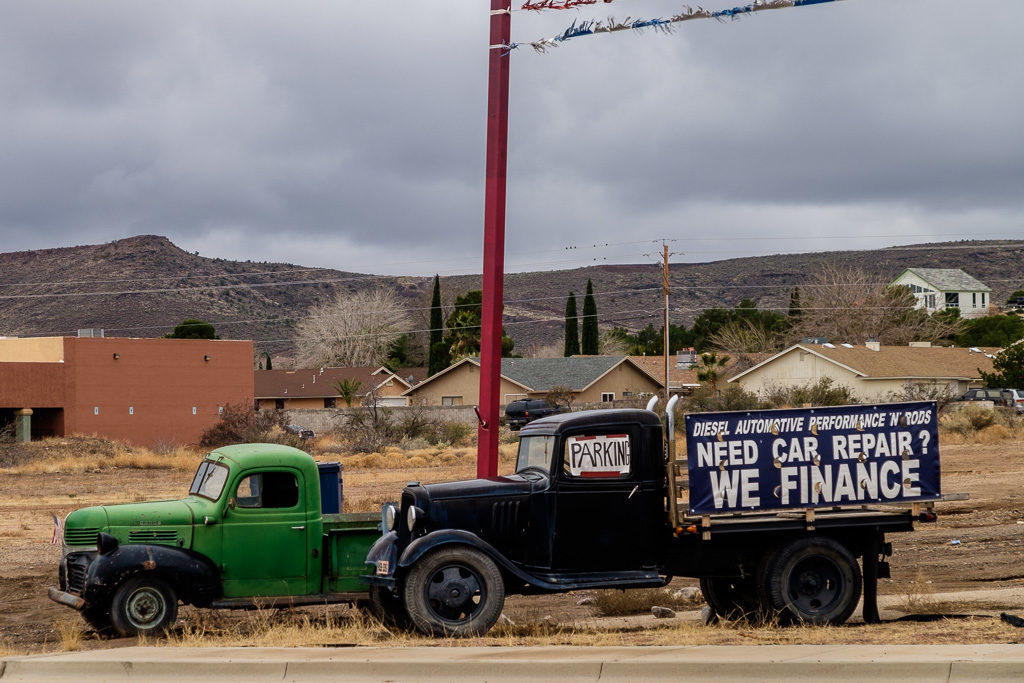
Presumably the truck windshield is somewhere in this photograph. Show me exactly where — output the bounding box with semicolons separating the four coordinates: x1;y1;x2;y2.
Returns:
515;435;556;475
189;461;229;501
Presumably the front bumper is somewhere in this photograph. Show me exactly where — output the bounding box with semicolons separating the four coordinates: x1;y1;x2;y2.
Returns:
48;587;85;610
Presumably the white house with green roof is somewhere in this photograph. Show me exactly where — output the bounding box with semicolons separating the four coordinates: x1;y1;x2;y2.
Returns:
891;268;991;319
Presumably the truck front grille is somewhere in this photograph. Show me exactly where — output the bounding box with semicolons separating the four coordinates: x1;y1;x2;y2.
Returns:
64;527;99;546
65;552;93;594
128;529;180;544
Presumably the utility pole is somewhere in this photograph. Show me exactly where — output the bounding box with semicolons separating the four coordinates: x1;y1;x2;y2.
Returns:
662;242;670;400
477;0;512;479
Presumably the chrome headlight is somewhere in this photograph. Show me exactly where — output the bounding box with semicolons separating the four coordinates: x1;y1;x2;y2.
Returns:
406;505;418;533
384;504;397;532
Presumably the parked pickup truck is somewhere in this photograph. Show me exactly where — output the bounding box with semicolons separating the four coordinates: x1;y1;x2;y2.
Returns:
49;444;380;636
366;399;957;636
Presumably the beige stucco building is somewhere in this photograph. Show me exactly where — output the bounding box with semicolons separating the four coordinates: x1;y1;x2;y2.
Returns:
405;356;663;406
729;342;998;401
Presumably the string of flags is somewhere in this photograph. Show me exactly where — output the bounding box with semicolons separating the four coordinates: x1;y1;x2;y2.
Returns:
503;0;847;54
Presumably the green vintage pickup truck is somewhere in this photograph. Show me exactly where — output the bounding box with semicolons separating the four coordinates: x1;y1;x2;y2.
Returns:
49;444;381;636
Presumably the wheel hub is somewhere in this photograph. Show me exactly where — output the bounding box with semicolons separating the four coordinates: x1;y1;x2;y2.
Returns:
127;587;164;626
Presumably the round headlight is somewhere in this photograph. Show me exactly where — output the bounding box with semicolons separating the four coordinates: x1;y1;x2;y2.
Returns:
384;504;397;532
406;505;418;533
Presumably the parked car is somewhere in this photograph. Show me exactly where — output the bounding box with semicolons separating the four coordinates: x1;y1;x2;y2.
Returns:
286;424;315;439
1003;389;1024;413
957;388;1008;405
504;399;557;431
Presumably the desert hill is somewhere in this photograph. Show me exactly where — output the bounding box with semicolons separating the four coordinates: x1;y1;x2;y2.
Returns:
1;235;1021;359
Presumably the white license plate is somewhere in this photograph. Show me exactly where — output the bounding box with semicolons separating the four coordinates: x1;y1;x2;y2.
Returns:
376;560;390;575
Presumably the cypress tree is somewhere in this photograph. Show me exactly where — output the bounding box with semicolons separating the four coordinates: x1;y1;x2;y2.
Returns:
581;279;599;354
428;275;445;375
265;353;273;370
788;286;802;323
564;292;580;357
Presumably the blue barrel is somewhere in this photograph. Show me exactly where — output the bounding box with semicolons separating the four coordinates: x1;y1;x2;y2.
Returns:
317;461;344;514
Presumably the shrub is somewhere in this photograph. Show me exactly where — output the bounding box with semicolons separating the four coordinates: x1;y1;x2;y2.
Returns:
199;404;308;451
761;378;856;408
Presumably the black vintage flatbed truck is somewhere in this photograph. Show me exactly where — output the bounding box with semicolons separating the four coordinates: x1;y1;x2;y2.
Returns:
365;399;954;636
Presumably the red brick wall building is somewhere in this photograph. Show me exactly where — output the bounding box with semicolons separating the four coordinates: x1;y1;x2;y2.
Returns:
0;337;253;447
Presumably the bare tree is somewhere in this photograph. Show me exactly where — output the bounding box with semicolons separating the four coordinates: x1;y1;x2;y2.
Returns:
294;288;411;368
790;263;963;345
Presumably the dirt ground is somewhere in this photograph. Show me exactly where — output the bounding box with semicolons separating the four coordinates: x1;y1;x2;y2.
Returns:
1;442;1023;653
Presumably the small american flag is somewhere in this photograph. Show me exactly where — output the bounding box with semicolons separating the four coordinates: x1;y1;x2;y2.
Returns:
51;512;62;545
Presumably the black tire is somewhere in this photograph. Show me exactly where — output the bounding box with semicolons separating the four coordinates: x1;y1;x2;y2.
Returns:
110;576;178;637
367;585;414;630
81;604;113;635
403;547;505;637
699;576;763;621
762;536;862;625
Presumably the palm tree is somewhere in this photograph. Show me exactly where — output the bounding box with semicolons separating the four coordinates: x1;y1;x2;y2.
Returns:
697;352;730;395
333;378;363;407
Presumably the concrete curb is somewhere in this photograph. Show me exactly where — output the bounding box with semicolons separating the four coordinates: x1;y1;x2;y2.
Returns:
3;645;1024;682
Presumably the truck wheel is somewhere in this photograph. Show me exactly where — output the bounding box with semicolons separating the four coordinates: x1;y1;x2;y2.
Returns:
81;605;113;635
763;537;861;625
110;576;178;637
367;585;414;630
699;576;763;621
403;547;505;637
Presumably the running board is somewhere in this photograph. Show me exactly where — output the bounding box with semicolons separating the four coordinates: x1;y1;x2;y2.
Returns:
210;592;369;610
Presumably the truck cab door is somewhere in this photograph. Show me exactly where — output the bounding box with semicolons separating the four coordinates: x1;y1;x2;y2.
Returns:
550;428;659;572
220;468;309;598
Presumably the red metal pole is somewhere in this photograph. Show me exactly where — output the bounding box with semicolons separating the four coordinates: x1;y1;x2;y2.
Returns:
478;0;511;479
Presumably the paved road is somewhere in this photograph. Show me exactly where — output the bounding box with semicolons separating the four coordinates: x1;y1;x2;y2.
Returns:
3;645;1024;682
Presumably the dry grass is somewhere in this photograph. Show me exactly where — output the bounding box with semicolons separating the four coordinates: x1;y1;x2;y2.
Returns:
0;437;202;475
592;587;701;617
896;569;937;614
54;619;83;652
147;604;1022;650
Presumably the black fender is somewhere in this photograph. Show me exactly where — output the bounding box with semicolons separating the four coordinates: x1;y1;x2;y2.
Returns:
397;529;544;589
362;531;400;590
83;543;220;609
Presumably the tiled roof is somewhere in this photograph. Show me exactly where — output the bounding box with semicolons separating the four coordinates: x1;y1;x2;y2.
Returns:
628;356;700;388
902;268;990;292
733;344;999;382
499;356;635;391
255;367;399;399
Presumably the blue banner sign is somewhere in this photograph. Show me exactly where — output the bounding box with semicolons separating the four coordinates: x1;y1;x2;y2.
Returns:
685;401;940;515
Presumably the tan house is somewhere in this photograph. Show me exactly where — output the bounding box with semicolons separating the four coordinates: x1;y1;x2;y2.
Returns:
255;367;418;410
404;356;663;406
728;341;999;401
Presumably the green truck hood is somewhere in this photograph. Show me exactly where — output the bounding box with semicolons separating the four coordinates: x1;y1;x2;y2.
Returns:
64;499;196;550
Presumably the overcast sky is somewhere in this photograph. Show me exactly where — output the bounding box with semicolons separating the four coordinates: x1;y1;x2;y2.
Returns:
1;0;1021;277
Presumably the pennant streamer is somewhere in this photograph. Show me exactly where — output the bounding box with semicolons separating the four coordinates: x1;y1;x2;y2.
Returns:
505;0;846;53
522;0;615;9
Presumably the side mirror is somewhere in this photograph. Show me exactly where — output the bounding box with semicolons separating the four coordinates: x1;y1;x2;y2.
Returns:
227;497;236;510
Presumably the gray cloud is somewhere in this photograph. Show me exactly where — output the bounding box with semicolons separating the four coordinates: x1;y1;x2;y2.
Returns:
0;0;1021;275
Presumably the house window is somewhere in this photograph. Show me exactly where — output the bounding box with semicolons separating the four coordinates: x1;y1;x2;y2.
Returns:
441;396;463;406
324;397;336;408
275;399;285;410
601;392;615;402
927;294;936;309
972;293;977;307
982;293;987;308
945;293;959;308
